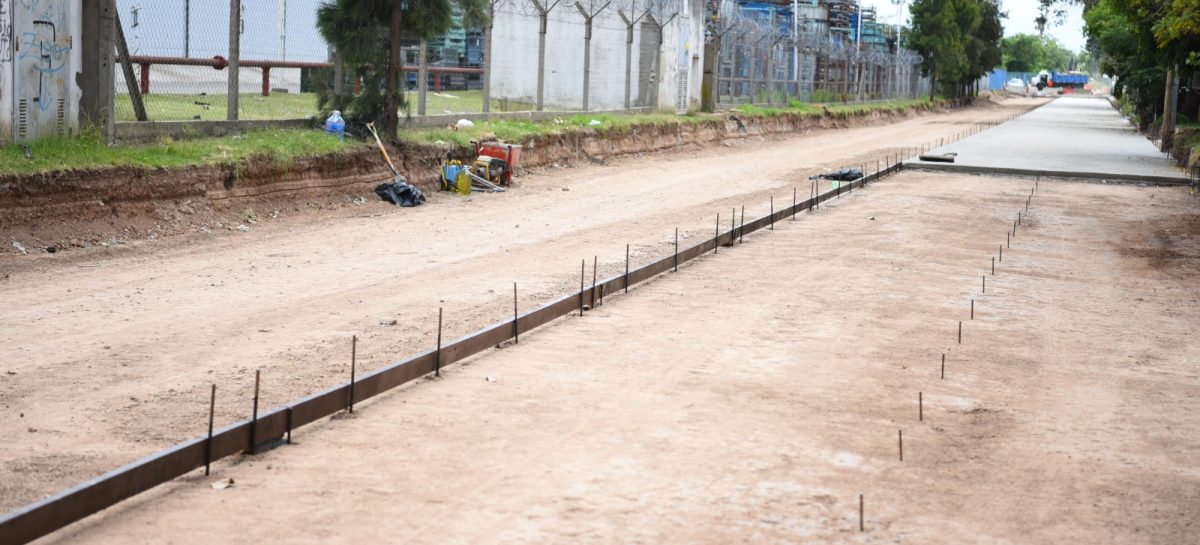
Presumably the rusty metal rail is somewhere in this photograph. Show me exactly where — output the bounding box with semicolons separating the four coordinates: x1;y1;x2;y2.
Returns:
0;163;900;544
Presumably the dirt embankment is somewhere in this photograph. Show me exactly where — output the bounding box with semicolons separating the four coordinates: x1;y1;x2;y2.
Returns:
0;102;954;255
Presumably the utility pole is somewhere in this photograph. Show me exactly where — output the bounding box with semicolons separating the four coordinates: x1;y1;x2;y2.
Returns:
277;0;287;61
185;0;191;57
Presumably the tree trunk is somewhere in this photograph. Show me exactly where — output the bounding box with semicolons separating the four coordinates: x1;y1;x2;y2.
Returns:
384;5;403;140
1160;64;1177;152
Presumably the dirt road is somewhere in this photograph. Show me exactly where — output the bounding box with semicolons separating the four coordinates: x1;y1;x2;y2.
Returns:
0;99;1043;512
37;170;1200;544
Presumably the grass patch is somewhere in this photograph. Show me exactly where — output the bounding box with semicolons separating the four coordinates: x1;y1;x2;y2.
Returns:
116;90;537;122
6;97;935;175
0;128;351;176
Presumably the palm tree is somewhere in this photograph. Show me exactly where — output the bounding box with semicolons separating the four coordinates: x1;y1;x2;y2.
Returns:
316;0;488;140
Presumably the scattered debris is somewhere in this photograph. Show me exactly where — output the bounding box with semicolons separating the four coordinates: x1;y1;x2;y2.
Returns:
11;241;27;255
486;376;496;382
456;119;476;129
811;168;863;182
211;478;235;490
588;119;602;127
46;246;57;254
379;318;398;326
919;152;958;163
374;179;426;207
235;225;250;233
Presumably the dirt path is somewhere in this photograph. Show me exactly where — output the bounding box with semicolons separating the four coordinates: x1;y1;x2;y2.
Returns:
0;98;1044;512
36;170;1200;544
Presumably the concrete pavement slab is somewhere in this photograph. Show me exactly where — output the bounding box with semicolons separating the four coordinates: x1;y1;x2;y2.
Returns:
905;96;1187;184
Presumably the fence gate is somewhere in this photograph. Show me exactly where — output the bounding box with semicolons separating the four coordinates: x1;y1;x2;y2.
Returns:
11;0;72;140
674;28;689;114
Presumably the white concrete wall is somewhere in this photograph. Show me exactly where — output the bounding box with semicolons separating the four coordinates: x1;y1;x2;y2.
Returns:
1;0;12;141
115;65;303;96
491;0;704;112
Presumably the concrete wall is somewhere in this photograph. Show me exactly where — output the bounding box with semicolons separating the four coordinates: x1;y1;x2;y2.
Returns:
115;65;303;96
490;0;704;112
1;0;83;143
1;0;12;141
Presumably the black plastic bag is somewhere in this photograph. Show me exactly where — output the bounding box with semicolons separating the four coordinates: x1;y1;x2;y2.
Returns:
374;177;427;207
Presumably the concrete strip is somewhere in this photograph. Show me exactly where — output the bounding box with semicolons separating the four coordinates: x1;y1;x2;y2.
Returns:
904;96;1187;183
904;161;1191;185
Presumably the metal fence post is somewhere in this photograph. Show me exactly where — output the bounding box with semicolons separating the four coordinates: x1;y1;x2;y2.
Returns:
227;0;241;120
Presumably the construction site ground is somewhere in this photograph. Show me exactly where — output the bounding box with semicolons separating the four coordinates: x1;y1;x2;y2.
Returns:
7;97;1198;543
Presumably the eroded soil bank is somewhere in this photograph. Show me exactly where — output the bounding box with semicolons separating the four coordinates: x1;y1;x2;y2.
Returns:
0;101;964;256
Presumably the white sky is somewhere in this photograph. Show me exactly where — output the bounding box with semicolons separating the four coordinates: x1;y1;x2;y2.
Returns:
859;0;1089;52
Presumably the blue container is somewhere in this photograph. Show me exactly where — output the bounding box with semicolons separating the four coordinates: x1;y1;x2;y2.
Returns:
324;111;345;142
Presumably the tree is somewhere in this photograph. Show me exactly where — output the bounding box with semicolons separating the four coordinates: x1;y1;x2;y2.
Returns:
315;0;487;140
1002;34;1043;72
1040;37;1074;71
908;0;1000;98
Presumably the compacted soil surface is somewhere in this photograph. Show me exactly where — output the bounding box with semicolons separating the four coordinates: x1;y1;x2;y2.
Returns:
0;99;1042;514
31;169;1200;544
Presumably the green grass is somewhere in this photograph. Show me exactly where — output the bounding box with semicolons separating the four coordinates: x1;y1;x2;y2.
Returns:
116;90;536;122
0;128;351;175
5;97;936;175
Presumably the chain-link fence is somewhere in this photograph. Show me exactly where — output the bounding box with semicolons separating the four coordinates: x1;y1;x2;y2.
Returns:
712;6;929;107
108;0;929;125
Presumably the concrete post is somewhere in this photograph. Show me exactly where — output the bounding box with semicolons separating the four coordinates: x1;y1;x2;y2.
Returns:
228;0;241;121
701;39;718;112
620;11;635;109
418;39;429;116
482;2;495;113
532;0;560;112
81;0;117;142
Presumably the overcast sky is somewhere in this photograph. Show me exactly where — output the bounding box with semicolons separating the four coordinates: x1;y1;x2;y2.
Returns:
860;0;1089;52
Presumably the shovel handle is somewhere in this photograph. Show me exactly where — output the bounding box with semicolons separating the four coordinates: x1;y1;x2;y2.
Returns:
366;122;400;177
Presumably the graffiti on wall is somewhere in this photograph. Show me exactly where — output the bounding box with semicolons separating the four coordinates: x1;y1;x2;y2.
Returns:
1;0;12;62
16;0;71;114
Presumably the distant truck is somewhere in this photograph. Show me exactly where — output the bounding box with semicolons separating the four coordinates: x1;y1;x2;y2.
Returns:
1032;70;1090;90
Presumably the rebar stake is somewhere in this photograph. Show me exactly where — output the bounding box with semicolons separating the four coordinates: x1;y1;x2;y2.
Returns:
919;391;923;422
941;354;945;379
898;429;904;461
435;308;443;377
249;369;260;454
673;230;679;272
349;335;356;412
513;283;519;343
579;260;586;315
859;494;864;532
204;384;215;476
739;206;745;242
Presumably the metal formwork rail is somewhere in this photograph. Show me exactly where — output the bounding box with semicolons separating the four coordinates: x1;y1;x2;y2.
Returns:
0;163;903;545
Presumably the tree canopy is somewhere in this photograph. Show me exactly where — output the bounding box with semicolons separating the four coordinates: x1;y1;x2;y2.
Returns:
1081;0;1198;123
907;0;1005;98
1001;34;1076;73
